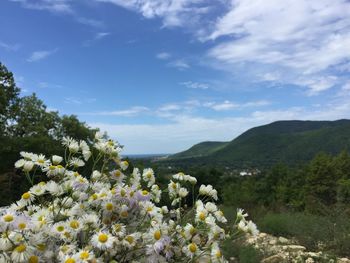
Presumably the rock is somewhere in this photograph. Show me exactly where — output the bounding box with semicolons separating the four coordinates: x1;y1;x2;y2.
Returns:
269;239;277;245
262;254;285;263
278;236;289;244
338;258;350;263
305;258;315;263
283;245;306;252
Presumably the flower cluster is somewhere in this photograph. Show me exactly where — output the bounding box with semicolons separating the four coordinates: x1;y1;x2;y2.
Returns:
0;133;258;262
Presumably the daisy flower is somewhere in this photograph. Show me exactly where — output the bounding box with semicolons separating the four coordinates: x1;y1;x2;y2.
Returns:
11;243;34;263
91;232;115;250
142;168;155;187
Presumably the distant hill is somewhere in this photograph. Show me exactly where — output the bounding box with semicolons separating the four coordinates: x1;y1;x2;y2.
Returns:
165;119;350;168
171;141;229;159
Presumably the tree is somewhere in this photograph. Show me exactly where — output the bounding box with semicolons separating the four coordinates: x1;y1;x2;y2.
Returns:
9;93;60;137
0;62;20;135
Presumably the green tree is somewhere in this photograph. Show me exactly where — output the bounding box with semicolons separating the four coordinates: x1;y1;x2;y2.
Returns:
304;153;338;212
0;62;20;135
9;93;60;137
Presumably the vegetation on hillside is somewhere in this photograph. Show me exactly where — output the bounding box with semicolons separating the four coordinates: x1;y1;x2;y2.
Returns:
166;119;350;168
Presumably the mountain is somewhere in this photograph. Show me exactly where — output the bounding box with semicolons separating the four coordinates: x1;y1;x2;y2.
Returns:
166;119;350;168
171;141;229;159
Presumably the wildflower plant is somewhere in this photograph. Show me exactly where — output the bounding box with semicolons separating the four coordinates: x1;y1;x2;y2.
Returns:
0;132;258;262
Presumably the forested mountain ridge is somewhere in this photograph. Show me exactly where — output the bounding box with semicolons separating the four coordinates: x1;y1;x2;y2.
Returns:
167;120;350;167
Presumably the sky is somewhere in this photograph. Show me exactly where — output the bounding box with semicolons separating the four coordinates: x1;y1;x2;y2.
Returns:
1;0;350;154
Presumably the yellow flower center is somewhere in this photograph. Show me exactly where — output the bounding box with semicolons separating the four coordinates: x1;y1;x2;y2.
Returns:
64;232;71;239
199;212;206;221
216;250;222;258
98;234;108;243
70;220;80;229
39;182;46;186
171;183;177;189
80;251;90;259
3;214;14;222
57;165;63;169
56;226;64;232
73;172;79;177
147;172;152;179
146;206;153;212
130;191;135;197
126;235;134;244
38;159;44;164
190;227;196;235
106;203;113;211
142;190;149;196
22;192;31;200
15;244;26;253
37;244;46;251
49;165;56;170
121;211;128;217
154;230;161;240
114;224;121;232
18;223;26;230
91;193;98;200
189;243;197;253
65;258;76;263
28;255;39;263
120;189;126;197
115;170;121;177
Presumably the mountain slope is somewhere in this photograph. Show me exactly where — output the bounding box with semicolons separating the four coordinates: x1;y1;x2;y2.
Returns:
166;120;350;167
171;141;229;159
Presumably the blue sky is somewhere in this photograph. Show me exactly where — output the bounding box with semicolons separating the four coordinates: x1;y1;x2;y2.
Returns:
1;0;350;154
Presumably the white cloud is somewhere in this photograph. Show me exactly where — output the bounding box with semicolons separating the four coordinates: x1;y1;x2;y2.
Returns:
168;59;190;70
0;41;21;51
209;100;239;111
27;49;58;62
206;0;350;93
11;0;73;13
156;52;171;60
181;81;209;89
76;17;104;28
64;97;82;105
95;0;211;27
204;100;271;111
87;106;150;117
83;32;110;46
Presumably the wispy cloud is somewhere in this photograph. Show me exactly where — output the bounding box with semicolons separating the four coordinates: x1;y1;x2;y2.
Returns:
180;81;209;90
204;100;271;111
64;97;97;105
168;59;190;70
0;41;21;51
11;0;73;13
156;52;171;60
27;49;58;62
94;0;212;28
205;0;350;94
83;32;110;46
86;106;150;117
76;17;104;28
